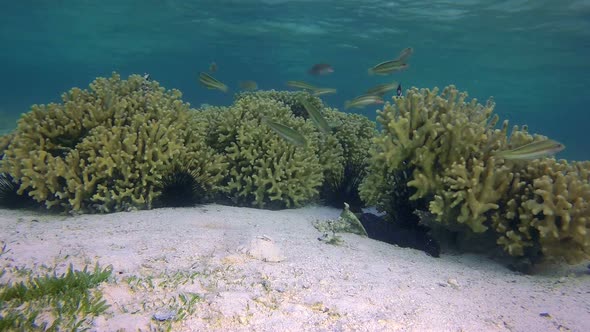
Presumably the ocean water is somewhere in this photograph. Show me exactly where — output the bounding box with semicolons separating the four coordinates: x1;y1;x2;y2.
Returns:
1;0;589;160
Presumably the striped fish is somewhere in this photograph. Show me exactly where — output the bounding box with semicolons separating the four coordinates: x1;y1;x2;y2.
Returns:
344;94;384;110
366;82;399;96
262;117;307;147
286;80;318;91
368;47;413;75
494;139;565;160
368;61;409;76
199;72;228;93
299;97;331;135
312;87;337;96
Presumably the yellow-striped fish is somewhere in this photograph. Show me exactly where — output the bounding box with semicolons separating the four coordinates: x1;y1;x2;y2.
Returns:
344;94;385;110
494;139;565;160
299;97;331;135
368;47;413;76
286;80;318;91
368;61;409;76
312;87;337;96
199;72;228;93
262;117;307;147
366;82;399;96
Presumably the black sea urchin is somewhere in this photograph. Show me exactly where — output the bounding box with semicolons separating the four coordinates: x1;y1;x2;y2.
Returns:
154;167;206;208
321;164;365;213
0;173;35;209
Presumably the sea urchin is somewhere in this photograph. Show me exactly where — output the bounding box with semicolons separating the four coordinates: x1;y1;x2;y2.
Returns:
0;173;35;209
154;167;207;208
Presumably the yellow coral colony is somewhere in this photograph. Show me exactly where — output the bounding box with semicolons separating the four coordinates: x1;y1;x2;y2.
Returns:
361;85;590;263
200;93;329;208
1;73;225;213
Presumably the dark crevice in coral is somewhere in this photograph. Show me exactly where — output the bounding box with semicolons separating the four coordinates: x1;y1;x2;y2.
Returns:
48;129;89;158
384;166;429;228
56;176;67;189
359;212;440;257
555;216;563;229
507;217;519;230
361;164;441;257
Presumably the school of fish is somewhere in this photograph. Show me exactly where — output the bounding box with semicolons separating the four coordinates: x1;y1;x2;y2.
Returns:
196;47;565;159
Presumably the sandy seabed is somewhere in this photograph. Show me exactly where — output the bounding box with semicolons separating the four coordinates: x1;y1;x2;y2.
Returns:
0;204;589;332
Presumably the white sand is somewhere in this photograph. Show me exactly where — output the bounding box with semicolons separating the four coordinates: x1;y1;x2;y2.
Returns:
0;204;588;331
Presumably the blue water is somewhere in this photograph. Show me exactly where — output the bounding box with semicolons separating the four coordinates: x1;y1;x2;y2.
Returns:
1;0;589;160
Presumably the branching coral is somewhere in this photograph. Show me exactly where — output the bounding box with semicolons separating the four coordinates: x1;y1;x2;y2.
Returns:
361;85;590;264
1;73;226;213
235;90;324;118
0;133;13;158
360;86;497;225
492;159;590;263
200;94;329;208
321;109;376;211
207;90;374;210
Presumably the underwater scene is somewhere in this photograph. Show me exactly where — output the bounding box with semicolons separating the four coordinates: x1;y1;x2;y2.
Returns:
0;1;589;331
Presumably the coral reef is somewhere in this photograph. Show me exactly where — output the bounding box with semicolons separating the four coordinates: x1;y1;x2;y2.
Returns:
203;90;375;210
0;133;14;166
0;133;13;157
235;90;324;118
360;85;590;264
198;94;329;209
0;79;374;213
491;159;590;263
0;73;225;213
320;109;376;211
